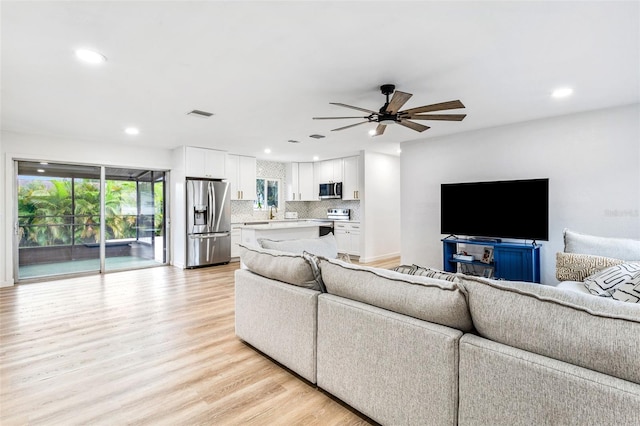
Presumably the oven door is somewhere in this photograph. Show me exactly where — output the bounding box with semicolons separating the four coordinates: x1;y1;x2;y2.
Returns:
319;224;334;236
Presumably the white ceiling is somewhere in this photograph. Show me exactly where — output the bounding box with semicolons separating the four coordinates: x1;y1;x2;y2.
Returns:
2;1;639;163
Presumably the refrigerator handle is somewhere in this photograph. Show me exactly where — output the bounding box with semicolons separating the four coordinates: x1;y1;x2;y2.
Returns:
208;181;215;229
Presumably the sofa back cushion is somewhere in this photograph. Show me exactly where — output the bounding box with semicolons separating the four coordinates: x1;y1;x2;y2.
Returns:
563;228;640;261
319;258;473;332
461;275;640;384
258;233;339;259
239;244;324;291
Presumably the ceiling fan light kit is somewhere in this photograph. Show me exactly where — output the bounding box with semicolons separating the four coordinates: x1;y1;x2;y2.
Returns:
313;84;466;136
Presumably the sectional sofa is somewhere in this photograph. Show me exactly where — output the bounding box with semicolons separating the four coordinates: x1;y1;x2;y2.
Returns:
234;234;640;425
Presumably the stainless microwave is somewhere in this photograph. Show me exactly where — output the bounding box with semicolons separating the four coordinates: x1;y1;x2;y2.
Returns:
319;182;342;199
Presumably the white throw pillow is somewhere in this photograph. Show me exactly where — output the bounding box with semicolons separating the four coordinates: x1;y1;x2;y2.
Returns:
610;272;640;303
583;263;640;299
563;228;640;261
258;233;338;259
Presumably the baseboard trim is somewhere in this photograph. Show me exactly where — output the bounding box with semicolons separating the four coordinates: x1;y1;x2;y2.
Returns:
358;251;400;264
1;280;15;288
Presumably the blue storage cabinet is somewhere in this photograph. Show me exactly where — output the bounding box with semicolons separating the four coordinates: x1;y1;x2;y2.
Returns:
442;238;541;283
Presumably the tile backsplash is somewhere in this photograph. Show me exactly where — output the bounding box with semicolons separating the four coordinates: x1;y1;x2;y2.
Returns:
231;159;361;223
231;199;360;223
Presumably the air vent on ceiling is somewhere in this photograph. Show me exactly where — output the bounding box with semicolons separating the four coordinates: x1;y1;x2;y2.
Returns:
309;134;325;139
287;139;301;144
187;109;214;118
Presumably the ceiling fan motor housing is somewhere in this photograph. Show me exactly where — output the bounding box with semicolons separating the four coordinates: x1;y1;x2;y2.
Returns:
380;84;396;95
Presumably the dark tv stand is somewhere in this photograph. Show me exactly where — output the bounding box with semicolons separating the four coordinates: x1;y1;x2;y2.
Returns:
442;238;541;283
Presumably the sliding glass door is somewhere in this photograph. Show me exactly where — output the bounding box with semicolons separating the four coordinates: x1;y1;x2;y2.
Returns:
15;161;167;281
103;168;166;272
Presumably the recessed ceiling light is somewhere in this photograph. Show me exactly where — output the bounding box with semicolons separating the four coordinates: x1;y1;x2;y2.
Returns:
551;87;573;99
125;127;139;135
39;162;48;165
75;49;107;64
397;149;402;154
313;156;319;161
37;169;45;173
264;148;271;154
368;129;377;136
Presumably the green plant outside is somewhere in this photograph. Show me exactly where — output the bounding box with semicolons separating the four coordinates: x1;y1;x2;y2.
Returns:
18;178;164;247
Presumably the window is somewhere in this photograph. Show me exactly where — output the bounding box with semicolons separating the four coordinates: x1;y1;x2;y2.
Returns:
254;178;279;210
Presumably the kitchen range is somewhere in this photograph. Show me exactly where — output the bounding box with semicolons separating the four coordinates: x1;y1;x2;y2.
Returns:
320;208;350;236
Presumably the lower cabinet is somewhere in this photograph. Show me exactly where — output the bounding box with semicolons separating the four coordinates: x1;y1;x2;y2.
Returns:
231;225;242;259
441;238;541;283
334;222;360;256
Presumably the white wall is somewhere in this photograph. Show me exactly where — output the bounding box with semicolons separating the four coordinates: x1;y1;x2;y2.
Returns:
0;130;173;285
401;104;640;285
361;151;401;262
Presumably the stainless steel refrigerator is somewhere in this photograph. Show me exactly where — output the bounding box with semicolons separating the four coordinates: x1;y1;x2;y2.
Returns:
186;178;231;268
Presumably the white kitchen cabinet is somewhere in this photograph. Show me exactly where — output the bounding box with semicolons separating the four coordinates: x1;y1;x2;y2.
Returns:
185;146;227;179
226;154;257;201
231;225;242;259
334;222;361;256
342;155;361;200
315;158;343;184
286;162;316;201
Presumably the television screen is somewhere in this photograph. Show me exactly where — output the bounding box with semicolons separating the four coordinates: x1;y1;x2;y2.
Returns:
441;178;549;241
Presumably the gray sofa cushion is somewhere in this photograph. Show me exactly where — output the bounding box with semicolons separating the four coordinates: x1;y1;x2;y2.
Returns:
258;233;339;259
319;257;473;332
239;244;323;291
235;269;319;383
563;228;640;261
459;334;640;426
460;275;640;384
317;294;463;426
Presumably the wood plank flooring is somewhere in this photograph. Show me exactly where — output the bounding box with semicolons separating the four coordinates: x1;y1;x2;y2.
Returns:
0;257;399;425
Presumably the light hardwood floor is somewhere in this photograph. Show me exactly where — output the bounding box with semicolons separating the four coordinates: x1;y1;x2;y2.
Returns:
1;257;400;425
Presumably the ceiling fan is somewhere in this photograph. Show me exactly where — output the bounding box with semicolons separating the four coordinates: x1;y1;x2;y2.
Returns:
313;84;466;136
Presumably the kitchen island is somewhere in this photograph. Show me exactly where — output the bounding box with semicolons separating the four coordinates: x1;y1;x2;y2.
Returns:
238;220;333;248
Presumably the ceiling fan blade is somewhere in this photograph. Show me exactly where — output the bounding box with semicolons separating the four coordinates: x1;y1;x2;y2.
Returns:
399;100;465;115
313;116;370;120
403;114;467;121
330;102;379;115
398;120;430;132
385;91;413;114
331;121;370;131
374;124;386;136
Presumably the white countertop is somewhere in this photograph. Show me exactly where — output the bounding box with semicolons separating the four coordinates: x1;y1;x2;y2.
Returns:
237;219;333;230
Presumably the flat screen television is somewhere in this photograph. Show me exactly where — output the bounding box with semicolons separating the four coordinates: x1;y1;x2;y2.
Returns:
441;178;549;241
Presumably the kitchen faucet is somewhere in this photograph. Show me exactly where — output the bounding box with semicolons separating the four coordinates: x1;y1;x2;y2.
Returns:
269;205;278;220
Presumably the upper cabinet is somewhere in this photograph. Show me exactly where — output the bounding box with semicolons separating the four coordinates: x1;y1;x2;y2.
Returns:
286;162;316;201
315;158;343;183
226;154;257;201
185;146;226;179
342;155;361;200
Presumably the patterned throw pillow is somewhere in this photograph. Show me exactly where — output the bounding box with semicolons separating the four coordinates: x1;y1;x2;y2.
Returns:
302;251;326;292
583;263;640;300
611;273;640;303
412;265;460;282
390;264;459;282
391;264;417;275
555;252;625;282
